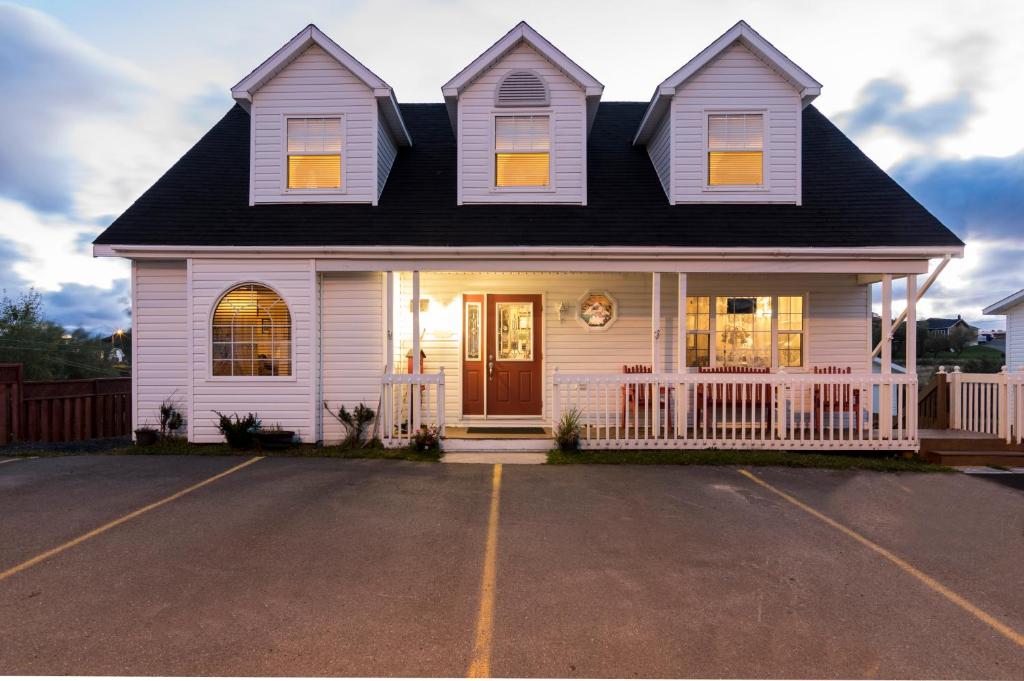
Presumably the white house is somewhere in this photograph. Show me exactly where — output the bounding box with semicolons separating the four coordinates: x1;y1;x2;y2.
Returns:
94;21;965;451
984;289;1024;370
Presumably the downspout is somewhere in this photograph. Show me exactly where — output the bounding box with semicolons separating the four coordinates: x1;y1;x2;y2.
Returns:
871;253;952;359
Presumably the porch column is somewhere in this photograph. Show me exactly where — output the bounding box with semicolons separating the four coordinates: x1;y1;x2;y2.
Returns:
412;270;421;432
905;274;917;372
881;274;893;438
651;272;661;437
385;271;394;373
677;273;688;438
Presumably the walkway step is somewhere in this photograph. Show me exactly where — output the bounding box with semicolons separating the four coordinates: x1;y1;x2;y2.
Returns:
443;452;547;464
443;438;552;452
924;450;1024;466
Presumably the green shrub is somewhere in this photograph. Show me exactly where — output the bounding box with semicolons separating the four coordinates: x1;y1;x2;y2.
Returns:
412;425;440;452
159;399;184;438
213;412;261;449
554;408;582;452
323;402;376;448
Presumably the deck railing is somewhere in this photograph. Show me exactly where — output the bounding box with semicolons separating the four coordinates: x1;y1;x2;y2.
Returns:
552;370;918;450
380;369;445;446
945;366;1024;444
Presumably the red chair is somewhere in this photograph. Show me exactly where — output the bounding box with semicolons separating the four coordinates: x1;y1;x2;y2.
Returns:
620;365;672;435
812;366;861;432
694;366;773;427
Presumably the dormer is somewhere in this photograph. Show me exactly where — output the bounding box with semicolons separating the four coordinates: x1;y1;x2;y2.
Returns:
634;21;821;205
231;25;412;206
442;22;603;206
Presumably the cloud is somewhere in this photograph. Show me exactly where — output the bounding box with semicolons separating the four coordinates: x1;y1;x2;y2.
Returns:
835;78;974;143
0;3;147;214
0;236;30;292
41;279;131;333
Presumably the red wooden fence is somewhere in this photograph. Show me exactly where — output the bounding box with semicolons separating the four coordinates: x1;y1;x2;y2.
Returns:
0;364;131;445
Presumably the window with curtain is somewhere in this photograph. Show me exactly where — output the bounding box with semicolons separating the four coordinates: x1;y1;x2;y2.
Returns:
777;295;804;367
495;115;550;187
686;296;711;367
212;284;291;377
287;117;342;189
707;113;763;186
716;296;772;368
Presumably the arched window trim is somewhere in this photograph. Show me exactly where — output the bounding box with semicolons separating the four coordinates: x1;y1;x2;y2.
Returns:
494;69;550;108
208;282;294;380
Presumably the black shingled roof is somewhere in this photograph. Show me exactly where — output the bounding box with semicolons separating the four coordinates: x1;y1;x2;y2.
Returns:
95;102;963;249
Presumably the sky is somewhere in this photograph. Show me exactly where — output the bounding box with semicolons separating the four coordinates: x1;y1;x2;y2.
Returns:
1;0;1022;333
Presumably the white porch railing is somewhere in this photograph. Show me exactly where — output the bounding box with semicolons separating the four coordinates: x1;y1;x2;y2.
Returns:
380;369;446;446
552;370;918;450
946;366;1024;444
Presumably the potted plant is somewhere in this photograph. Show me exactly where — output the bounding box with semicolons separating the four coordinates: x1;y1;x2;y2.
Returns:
554;408;582;452
134;425;158;446
214;412;262;449
255;423;296;450
412;424;441;452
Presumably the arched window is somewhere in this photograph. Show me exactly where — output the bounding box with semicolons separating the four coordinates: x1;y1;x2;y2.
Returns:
211;284;291;377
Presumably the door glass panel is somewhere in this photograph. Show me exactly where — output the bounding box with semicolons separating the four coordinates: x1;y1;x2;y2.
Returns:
465;302;482;361
496;302;533;361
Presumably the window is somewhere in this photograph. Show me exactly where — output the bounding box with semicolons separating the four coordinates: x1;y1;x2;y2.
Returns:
496;302;533;360
716;296;772;368
707;113;763;186
287;117;341;189
777;296;804;367
212;284;291;377
495;115;550;188
686;296;711;367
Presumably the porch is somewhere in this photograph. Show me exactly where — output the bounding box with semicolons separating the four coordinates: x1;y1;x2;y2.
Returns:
364;267;925;451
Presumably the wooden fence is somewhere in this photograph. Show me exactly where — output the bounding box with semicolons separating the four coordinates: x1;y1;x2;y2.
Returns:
0;364;131;445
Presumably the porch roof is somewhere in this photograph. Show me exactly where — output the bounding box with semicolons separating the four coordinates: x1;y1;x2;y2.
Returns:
95;103;963;251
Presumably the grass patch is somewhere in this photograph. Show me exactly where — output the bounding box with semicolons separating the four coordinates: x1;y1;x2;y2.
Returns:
546;448;951;472
17;438;441;462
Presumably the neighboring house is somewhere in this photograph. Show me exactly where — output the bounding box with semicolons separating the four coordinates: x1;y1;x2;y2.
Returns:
984;290;1024;370
925;316;976;337
94;20;964;450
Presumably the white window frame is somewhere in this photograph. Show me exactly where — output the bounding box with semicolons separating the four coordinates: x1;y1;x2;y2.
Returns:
280;113;347;196
702;109;770;193
207;281;297;382
684;294;808;370
490;110;556;193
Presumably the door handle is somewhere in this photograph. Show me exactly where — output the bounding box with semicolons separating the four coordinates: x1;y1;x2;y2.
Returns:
488;355;494;380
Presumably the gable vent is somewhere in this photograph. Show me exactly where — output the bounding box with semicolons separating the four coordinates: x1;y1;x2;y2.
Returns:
495;71;549;107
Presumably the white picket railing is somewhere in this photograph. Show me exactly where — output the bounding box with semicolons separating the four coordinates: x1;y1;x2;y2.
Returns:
380;369;445;446
946;366;1024;444
552;370;918;450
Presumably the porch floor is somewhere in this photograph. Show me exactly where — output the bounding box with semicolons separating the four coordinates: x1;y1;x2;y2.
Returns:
446;426;553;440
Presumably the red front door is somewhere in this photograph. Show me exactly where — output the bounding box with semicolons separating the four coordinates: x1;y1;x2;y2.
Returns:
486;294;543;416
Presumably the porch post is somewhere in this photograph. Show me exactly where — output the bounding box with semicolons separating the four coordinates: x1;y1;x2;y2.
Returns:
905;274;917;374
385;271;394;373
881;274;893;438
677;273;688;439
412;270;421;432
651;274;659;438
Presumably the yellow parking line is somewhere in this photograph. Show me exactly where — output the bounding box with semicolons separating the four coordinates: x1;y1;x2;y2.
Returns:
0;457;263;583
0;457;35;465
467;463;503;678
737;468;1024;648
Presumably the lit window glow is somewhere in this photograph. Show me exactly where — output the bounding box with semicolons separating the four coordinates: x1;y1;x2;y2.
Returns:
708;114;763;186
495;115;550;187
211;284;291;377
287;118;341;189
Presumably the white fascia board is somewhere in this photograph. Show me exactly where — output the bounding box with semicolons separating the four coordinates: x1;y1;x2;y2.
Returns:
94;244;964;262
983;288;1024;315
634;20;822;144
441;21;604;127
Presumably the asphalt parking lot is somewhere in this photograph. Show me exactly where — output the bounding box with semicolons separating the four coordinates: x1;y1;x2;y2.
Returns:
1;455;1022;678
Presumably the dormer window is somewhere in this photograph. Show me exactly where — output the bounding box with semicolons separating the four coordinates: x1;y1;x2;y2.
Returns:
286;117;342;190
495;115;551;188
707;113;764;186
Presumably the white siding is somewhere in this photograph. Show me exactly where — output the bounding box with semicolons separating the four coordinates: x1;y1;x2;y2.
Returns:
377;109;398;200
133;260;189;432
1007;305;1024;371
391;272;867;424
458;42;586;204
647;111;672;199
251;45;377;204
671;42;801;204
189;259;316;442
321;272;384;444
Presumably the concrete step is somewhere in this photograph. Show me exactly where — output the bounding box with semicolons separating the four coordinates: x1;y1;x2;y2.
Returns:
920;438;1024;453
923;450;1024;466
442;437;553;452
